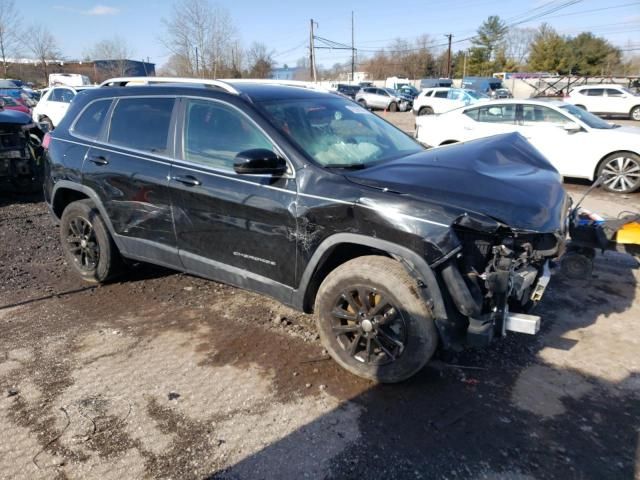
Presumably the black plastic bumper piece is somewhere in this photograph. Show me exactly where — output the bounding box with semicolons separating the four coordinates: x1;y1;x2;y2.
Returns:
466;317;494;348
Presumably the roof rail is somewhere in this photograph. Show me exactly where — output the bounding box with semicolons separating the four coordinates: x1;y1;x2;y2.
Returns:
99;76;240;95
219;78;331;93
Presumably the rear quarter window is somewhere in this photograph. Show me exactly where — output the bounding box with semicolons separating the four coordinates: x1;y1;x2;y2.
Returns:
72;99;112;139
107;97;175;154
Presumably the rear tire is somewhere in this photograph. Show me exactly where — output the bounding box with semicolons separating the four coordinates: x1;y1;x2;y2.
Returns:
575;104;586;110
597;152;640;193
418;106;434;115
357;99;368;109
315;256;438;383
630;106;640;121
60;199;123;283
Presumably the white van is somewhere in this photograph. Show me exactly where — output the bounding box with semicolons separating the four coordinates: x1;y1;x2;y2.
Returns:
48;73;92;88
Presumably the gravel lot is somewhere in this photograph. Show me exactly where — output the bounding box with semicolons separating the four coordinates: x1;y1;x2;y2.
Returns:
1;115;639;479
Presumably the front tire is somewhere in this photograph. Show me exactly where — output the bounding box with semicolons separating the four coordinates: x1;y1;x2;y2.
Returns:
388;102;398;112
597;153;640;193
60;199;123;283
418;106;434;115
315;256;438;383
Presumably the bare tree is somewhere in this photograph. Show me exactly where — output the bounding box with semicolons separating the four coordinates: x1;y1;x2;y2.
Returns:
84;36;135;79
25;24;61;84
161;0;238;78
504;27;536;68
0;0;21;77
246;42;274;78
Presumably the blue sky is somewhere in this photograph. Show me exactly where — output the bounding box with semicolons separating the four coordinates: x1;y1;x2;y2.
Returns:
44;0;640;69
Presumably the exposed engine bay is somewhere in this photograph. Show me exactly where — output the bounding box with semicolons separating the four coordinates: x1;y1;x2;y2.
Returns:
0;122;45;193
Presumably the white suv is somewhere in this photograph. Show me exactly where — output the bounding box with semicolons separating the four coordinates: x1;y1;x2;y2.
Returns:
412;87;488;115
32;85;96;129
565;84;640;121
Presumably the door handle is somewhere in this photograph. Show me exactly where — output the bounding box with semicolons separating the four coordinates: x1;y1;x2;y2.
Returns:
172;175;201;187
88;155;109;166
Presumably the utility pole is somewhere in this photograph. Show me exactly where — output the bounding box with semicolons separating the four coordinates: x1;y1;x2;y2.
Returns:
351;11;355;83
462;50;467;79
195;46;199;77
309;19;317;82
445;34;453;78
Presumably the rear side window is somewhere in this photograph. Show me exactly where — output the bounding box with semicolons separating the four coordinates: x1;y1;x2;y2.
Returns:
49;88;75;103
434;90;448;98
586;89;604;96
474;104;516;123
108;97;174;154
72;99;112;139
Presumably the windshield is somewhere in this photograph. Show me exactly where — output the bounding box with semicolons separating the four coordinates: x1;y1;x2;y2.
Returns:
621;87;639;96
258;97;423;168
559;104;616;129
465;90;488;99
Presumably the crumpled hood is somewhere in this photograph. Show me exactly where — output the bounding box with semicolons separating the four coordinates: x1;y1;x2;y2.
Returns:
346;132;569;233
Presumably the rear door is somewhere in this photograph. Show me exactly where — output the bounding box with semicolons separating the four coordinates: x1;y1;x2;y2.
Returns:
584;88;606;113
81;96;180;268
169;97;298;288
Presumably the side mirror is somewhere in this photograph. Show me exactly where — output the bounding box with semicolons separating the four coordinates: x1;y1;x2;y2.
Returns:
233;149;288;176
564;121;581;133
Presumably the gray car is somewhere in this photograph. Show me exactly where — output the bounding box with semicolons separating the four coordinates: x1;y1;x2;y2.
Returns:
355;87;410;112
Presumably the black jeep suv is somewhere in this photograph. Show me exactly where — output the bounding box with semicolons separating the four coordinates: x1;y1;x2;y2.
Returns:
44;78;569;382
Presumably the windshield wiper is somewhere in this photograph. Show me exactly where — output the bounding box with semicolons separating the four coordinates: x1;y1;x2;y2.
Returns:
324;163;368;170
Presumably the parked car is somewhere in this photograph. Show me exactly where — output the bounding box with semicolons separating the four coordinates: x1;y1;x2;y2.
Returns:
355;86;411;111
48;73;92;87
419;78;453;89
415;99;640;193
0;106;45;193
44;78;568;382
1;96;31;115
335;83;361;99
412;87;488;115
565;84;640;121
32;85;96;129
396;84;420;100
462;77;512;99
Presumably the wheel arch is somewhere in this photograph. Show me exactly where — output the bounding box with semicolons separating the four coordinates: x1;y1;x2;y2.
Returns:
295;233;447;323
439;140;459;146
594;150;640;180
51;181;123;251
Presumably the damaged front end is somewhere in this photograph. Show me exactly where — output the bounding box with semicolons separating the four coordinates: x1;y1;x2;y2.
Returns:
437;212;564;347
0;117;45;194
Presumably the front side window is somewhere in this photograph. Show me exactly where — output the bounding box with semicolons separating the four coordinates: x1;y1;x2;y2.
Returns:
183;99;273;170
258;96;422;168
521;105;568;125
72;99;112;139
605;89;623;97
108;97;174;153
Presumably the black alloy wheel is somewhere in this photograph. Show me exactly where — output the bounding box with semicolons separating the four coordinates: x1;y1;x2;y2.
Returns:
59;199;123;283
65;216;100;272
331;286;408;366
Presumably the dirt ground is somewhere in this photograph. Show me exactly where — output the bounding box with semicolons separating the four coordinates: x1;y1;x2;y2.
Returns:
1;116;639;479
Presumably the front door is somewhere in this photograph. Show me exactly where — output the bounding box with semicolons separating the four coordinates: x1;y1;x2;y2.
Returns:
514;104;590;178
169;98;298;288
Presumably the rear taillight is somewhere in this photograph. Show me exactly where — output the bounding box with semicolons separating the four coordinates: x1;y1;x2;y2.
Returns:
42;132;51;149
